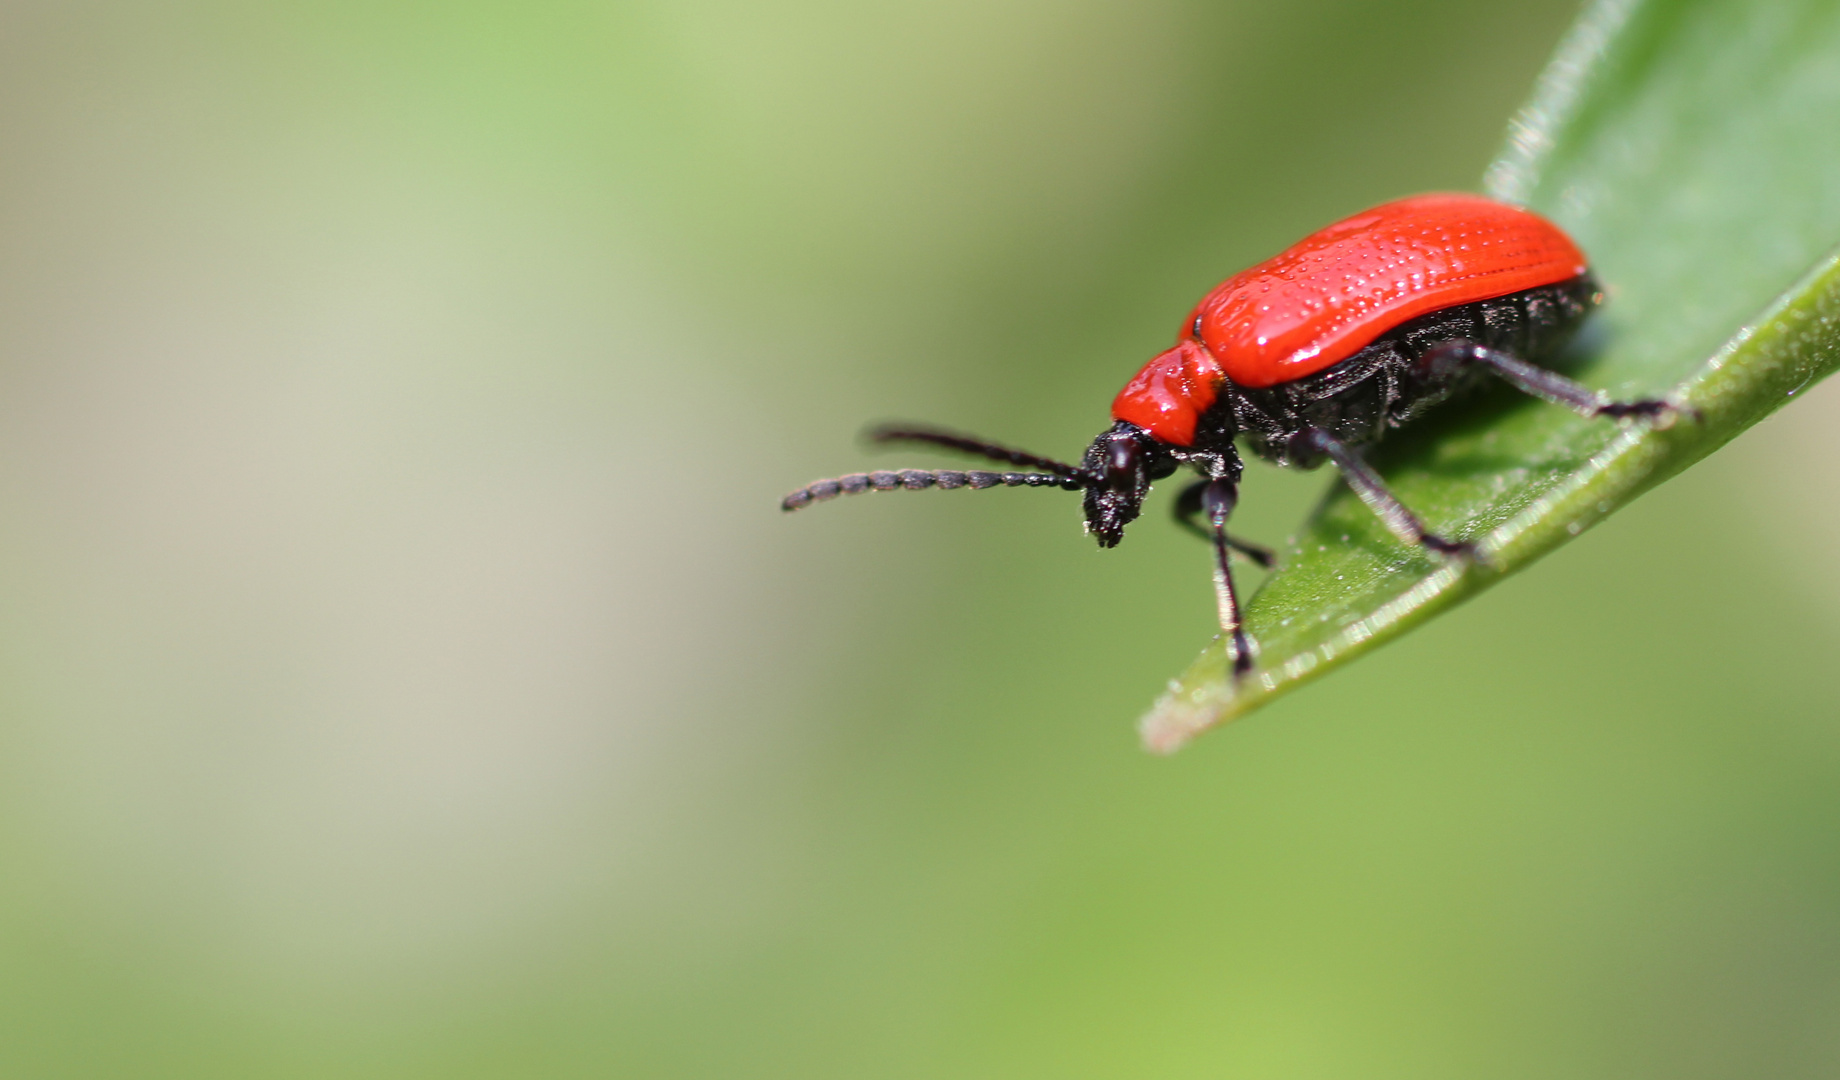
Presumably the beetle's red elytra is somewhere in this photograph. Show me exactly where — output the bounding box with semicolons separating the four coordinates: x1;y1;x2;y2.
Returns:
1115;194;1590;444
782;193;1678;680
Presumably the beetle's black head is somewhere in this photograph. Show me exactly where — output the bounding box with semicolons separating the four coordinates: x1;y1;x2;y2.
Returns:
1080;422;1174;548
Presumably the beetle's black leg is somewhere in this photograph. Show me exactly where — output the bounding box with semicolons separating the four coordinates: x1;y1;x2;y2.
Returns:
1200;478;1256;679
1297;428;1477;560
1419;340;1678;423
1175;480;1275;567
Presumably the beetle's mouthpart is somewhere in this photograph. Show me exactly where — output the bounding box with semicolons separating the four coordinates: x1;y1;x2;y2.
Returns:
1083;487;1141;548
780;469;1080;512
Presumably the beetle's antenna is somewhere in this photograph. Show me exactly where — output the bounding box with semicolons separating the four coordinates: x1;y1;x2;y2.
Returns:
865;423;1089;479
781;469;1082;512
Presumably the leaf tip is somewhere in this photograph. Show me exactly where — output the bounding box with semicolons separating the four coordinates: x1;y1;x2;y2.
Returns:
1139;678;1232;754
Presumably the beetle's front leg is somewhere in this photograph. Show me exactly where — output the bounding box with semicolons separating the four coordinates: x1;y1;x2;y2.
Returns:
1173;481;1275;567
1196;477;1257;679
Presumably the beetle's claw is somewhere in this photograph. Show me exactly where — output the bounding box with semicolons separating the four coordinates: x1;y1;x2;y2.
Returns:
1597;398;1686;429
1228;631;1256;682
1421;534;1483;565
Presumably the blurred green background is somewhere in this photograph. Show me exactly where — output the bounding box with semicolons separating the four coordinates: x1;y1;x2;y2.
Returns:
2;1;1838;1076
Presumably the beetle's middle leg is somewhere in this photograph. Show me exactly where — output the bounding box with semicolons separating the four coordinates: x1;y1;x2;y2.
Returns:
1295;427;1477;561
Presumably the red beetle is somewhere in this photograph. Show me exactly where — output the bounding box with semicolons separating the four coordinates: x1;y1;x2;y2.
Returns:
782;193;1675;676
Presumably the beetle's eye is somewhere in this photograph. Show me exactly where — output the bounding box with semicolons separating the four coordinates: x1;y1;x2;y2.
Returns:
1105;439;1138;490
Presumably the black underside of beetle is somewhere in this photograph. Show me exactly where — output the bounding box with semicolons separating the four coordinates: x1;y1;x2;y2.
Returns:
1198;273;1601;468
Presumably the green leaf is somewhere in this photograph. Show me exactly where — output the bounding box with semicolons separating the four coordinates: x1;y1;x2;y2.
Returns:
1142;0;1840;752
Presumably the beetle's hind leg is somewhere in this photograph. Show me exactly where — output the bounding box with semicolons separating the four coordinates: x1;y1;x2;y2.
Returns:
1296;428;1479;562
1174;480;1275;567
1419;339;1681;425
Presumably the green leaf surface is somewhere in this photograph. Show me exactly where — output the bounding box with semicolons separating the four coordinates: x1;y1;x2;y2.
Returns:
1143;0;1840;752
